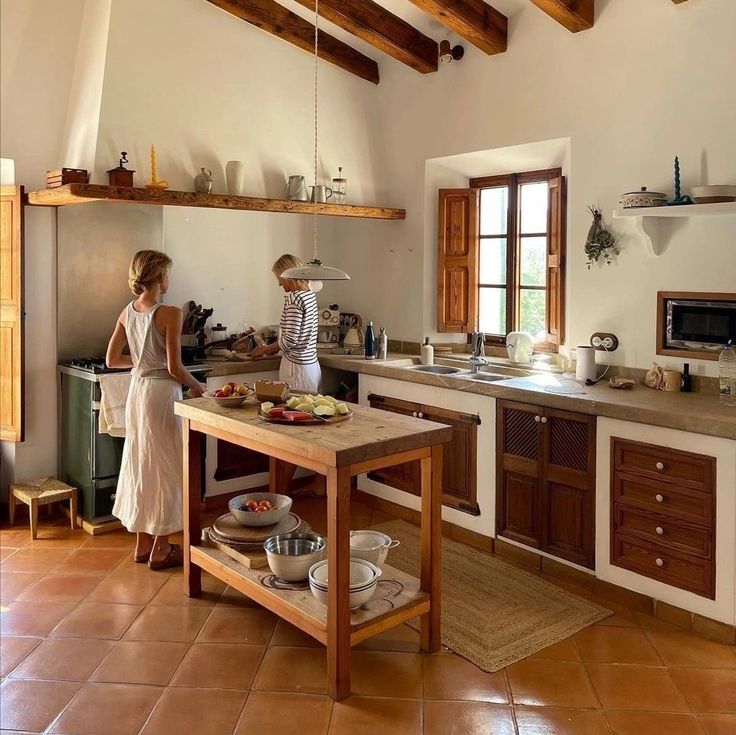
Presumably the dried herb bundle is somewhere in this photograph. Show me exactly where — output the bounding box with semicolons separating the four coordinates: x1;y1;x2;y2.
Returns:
585;206;617;268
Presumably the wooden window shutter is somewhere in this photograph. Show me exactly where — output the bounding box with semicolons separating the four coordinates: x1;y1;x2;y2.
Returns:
437;188;479;333
546;176;566;346
0;185;24;442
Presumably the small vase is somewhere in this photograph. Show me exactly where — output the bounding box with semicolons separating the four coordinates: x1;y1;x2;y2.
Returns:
193;167;212;194
225;160;245;196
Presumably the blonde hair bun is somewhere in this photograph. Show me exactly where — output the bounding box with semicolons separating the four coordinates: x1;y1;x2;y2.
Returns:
128;250;172;295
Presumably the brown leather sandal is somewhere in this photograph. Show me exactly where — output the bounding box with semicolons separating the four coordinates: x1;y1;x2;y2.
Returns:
148;543;184;571
133;551;151;564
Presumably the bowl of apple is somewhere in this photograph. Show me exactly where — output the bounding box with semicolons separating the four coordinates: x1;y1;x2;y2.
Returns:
229;492;292;526
204;382;254;407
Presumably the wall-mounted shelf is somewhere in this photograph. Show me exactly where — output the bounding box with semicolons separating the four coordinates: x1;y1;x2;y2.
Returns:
613;201;736;256
25;184;406;220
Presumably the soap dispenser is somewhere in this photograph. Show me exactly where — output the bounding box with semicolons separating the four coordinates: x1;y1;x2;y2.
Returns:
420;337;434;366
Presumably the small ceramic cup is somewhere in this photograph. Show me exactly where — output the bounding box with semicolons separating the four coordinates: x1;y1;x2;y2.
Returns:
663;369;682;392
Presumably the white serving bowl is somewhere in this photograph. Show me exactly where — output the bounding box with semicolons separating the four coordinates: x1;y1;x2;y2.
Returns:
228;492;292;527
349;530;400;569
308;558;382;610
263;532;326;582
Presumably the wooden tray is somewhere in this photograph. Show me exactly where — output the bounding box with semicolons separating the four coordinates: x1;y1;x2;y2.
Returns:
212;511;301;544
257;409;353;425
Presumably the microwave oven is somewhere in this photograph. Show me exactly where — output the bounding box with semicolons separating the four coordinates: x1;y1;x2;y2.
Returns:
658;292;736;359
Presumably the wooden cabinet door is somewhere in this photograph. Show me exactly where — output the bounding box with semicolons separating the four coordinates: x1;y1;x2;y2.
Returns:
367;394;422;496
214;440;269;482
496;400;543;548
541;408;596;568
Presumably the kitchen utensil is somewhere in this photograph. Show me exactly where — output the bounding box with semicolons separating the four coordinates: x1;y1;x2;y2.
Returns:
575;346;597;382
229;492;293;527
620;187;667;208
506;332;534;364
203;390;250;408
664;369;682;392
691;185;736;203
349;530;399;568
193;167;213;194
263;532;326;581
225;160;245;195
211;511;301;545
308;558;382;609
310;185;333;203
285;175;309;201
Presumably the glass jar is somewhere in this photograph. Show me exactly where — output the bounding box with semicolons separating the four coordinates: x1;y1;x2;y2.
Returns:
332;167;347;204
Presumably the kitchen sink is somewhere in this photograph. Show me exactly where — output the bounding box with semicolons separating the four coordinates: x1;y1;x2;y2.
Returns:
407;365;462;375
466;373;507;382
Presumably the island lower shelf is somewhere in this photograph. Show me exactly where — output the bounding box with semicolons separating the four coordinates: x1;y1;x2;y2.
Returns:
191;545;430;646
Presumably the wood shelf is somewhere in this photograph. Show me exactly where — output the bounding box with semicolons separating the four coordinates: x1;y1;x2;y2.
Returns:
25;184;406;220
192;544;430;646
612;201;736;256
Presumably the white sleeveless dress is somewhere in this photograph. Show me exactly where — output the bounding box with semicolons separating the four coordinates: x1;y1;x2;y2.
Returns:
113;302;183;536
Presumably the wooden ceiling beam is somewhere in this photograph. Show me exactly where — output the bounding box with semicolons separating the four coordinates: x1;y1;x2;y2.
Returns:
294;0;438;74
407;0;507;55
206;0;379;83
528;0;594;33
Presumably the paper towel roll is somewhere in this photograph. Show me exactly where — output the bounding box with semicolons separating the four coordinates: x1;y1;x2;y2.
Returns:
575;346;597;382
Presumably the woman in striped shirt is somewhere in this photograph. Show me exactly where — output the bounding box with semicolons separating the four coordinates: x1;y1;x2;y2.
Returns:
249;254;321;392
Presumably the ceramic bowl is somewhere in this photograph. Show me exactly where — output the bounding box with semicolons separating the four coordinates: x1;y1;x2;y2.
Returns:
691;185;736;203
263;532;326;582
203;390;250;408
308;558;382;610
620;187;667;208
228;492;292;527
349;530;400;569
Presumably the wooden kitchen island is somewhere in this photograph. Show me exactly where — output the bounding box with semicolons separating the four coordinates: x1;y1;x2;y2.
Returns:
174;398;452;700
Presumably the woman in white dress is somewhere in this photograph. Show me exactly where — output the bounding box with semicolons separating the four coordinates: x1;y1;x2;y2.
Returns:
249;254;321;392
106;250;206;569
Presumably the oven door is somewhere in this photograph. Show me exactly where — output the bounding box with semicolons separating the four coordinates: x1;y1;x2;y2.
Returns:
667;299;736;351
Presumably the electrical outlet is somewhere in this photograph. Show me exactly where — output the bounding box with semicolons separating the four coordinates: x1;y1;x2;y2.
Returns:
590;332;619;351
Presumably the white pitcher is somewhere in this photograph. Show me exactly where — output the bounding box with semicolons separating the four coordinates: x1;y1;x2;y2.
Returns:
225;161;245;195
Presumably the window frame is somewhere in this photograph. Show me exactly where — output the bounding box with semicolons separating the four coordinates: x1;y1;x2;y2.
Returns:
469;167;563;352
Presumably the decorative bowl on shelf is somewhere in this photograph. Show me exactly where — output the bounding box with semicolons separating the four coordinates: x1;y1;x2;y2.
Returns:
263;532;326;582
308;558;382;610
349;530;399;569
620;187;667;208
690;185;736;204
228;492;292;527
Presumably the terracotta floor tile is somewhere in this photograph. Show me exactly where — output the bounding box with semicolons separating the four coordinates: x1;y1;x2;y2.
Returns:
0;528;32;546
574;627;662;665
234;691;332;735
53;548;127;575
670;668;736;713
149;573;225;607
633;611;683;633
348;650;423;699
528;637;580;661
270;619;323;648
647;631;736;668
0;678;80;732
0;548;71;573
605;710;706;735
90;640;189;686
11;638;114;681
48;683;162;735
423;700;515;735
17;572;104;602
196;607;277;644
0;636;42;677
506;660;599;708
0;546;19;560
422;653;508;703
699;714;736;734
51;603;142;639
216;584;262;607
171;642;264;690
253;646;327;694
24;528;87;548
329;696;421;735
0;600;78;636
593;601;639;629
140;686;246;735
587;664;688;712
515;706;610;734
354;622;421;653
81;531;137;549
85;571;168;605
0;572;43;602
123;605;210;642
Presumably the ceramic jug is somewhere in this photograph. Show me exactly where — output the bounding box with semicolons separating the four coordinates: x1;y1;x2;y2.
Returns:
193;168;213;194
310;185;333;203
286;175;308;201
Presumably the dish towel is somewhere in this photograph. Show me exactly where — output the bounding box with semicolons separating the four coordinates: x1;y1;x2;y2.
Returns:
99;373;131;437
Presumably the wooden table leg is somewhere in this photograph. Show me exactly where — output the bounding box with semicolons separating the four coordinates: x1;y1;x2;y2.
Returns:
30;498;39;540
326;466;352;700
269;457;297;495
420;444;442;652
8;492;15;525
69;491;77;530
183;419;202;597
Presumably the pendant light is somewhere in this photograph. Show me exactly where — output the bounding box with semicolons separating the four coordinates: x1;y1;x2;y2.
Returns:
281;0;350;283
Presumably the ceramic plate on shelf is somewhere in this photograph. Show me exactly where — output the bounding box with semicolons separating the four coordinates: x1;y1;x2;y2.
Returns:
211;511;301;544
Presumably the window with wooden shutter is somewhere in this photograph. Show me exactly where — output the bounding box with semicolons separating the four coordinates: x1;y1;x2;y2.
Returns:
437;188;479;333
0;185;24;442
546;175;566;346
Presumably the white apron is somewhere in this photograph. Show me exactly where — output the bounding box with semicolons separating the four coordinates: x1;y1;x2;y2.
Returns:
113;302;183;536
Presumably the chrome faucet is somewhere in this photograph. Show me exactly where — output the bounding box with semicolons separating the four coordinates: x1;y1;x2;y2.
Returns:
469;331;488;374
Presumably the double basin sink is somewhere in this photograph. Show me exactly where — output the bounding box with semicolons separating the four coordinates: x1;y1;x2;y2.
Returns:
406;364;519;383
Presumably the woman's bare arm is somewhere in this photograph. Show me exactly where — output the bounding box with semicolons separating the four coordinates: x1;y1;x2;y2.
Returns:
106;311;133;369
158;306;207;395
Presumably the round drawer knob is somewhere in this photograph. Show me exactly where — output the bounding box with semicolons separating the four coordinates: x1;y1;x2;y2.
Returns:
655;558;665;567
541;417;548;424
417;412;424;419
655;461;665;471
412;411;418;418
655;494;664;503
656;526;664;535
534;415;541;423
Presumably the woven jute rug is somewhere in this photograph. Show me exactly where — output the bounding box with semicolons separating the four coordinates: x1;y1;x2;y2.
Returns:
373;519;611;672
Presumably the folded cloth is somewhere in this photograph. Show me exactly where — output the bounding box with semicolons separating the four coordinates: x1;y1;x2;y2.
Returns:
99;373;131;437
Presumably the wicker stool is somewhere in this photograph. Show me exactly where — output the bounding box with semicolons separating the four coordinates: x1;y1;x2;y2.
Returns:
9;478;77;539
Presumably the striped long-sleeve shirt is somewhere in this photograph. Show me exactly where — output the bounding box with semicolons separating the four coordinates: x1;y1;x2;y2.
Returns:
278;289;318;365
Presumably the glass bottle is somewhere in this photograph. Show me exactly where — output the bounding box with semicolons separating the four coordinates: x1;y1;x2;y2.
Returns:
332;166;347;205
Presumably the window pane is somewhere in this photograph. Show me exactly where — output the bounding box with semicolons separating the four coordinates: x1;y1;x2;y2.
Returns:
480;187;508;235
519;289;546;340
479;239;506;285
479;287;506;335
520;236;547;286
520;182;548;234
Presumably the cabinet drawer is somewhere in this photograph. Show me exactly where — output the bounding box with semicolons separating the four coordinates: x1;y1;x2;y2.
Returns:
614;506;711;558
612;532;714;599
614;476;713;526
613;438;714;491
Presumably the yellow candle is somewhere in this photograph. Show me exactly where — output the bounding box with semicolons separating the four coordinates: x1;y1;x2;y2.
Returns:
150;144;157;184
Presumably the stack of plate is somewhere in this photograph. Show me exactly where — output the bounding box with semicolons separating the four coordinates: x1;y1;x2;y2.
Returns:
208;511;309;552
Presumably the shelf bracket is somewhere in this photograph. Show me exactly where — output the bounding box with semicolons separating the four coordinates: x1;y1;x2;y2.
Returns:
629;215;661;257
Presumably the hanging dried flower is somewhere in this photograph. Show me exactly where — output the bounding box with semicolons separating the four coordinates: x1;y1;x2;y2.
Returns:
585;206;617;268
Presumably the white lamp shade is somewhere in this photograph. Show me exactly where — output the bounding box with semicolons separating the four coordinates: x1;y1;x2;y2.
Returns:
281;260;350;281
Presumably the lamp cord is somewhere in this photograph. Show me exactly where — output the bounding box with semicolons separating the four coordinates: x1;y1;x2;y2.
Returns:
312;0;319;264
